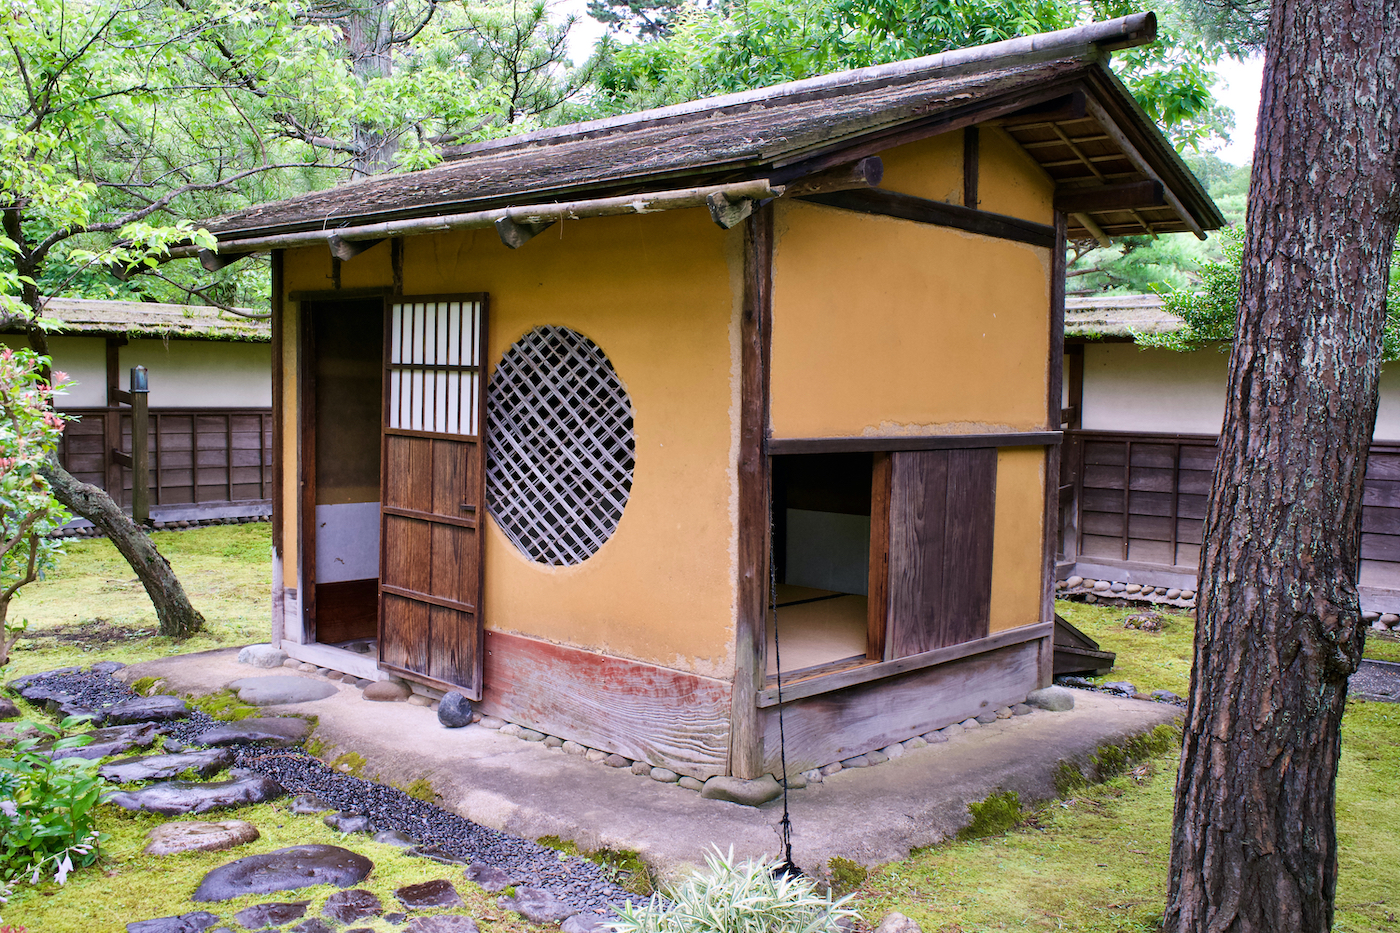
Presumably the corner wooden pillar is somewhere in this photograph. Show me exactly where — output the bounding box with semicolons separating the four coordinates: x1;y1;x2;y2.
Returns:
731;205;774;779
270;249;286;647
1039;210;1068;687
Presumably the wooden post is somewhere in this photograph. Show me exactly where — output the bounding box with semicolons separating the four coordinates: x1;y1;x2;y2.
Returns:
129;365;150;525
1040;211;1067;688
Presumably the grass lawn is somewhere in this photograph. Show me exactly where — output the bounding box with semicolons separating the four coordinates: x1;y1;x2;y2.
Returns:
854;600;1400;933
3;534;1398;931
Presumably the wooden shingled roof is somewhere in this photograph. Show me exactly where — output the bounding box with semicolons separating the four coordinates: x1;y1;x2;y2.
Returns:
203;13;1222;248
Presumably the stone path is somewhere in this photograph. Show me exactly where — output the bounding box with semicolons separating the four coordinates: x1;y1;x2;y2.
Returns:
5;665;640;932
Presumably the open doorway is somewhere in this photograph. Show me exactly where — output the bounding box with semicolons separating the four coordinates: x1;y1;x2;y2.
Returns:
303;298;384;651
769;453;879;677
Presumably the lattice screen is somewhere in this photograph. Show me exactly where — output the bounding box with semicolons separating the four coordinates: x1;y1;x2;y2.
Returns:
487;326;635;565
388;299;483;436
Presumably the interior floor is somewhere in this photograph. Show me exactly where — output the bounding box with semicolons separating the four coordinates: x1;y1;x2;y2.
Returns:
767;584;868;676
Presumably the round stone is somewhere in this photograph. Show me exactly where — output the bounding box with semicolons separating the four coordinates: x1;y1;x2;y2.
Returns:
1065;576;1084;588
1109;582;1127;593
650;767;679;783
603;753;631;768
1084;594;1098;603
678;776;704;791
362;680;411;702
1092;580;1111;592
145;820;260;856
238;644;290;669
1381;613;1400;625
192;845;373;902
231;676;337;706
1166;588;1182;599
1125;584;1142;594
1181;590;1196;600
437;692;474;728
902;736;928;750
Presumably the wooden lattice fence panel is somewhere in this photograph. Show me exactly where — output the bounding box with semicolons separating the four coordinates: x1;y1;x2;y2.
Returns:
487;326;635;566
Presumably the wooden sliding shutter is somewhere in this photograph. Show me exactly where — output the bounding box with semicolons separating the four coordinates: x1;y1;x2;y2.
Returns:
883;448;998;657
379;295;488;698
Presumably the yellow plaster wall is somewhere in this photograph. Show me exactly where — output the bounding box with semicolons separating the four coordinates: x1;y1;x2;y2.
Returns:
877;132;965;204
279;213;742;678
769;199;1051;439
989;446;1045;632
976;127;1055;224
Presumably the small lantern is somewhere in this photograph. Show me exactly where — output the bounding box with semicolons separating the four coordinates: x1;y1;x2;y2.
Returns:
130;365;149;394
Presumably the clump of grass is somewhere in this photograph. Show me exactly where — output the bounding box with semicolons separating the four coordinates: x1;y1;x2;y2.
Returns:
537;835;579;856
328;751;366;777
827;857;867;897
960;791;1024;840
398;777;437;803
127;677;159;696
188;690;259;722
590;847;656;897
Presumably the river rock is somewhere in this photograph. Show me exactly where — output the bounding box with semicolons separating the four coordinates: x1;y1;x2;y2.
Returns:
374;829;417;847
231;676;338;706
290;793;336;814
649;767;679;783
500;886;576;923
0;696;18;720
126;911;222;933
234;902;309;929
325;810;373;834
408;918;481;933
363;679;412;702
238;644;289;669
101;695;189;725
873;912;923;933
1026;686;1075;712
106;774;284;815
397;879;464;910
466;862;511;892
699;774;782;806
146;820;260;856
324;889;384;923
974;713;998;725
1152;689;1185;704
438;692;474;728
291;921;335;933
193;845;374;902
194;717;310;747
42;723;159;760
1102;681;1138;697
101;748;235;783
562;915;611;933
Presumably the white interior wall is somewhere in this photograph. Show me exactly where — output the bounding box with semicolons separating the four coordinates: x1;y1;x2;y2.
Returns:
119;339;271;408
314;502;380;583
1079;344;1400;440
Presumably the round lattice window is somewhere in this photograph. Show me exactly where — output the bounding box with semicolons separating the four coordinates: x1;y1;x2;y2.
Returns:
487;326;635;565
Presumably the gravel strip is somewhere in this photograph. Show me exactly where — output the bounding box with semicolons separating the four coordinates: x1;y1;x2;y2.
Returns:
10;668;643;913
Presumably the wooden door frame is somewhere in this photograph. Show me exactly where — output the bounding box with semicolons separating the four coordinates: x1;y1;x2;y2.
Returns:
377;292;490;696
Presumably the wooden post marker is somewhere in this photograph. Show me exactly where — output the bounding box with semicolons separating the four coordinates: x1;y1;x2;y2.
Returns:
130;365;150;525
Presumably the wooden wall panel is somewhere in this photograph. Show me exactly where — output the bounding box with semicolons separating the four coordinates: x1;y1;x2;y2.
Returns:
887;448;997;657
481;630;733;778
760;640;1039;774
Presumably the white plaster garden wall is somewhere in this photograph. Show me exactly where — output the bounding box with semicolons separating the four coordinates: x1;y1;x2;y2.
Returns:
119;339;271;408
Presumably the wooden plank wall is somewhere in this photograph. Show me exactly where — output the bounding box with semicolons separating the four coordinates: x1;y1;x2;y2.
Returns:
480;630;733;779
57;407;273;508
1068;430;1400;581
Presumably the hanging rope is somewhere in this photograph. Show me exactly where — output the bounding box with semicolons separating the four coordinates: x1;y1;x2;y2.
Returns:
771;508;799;878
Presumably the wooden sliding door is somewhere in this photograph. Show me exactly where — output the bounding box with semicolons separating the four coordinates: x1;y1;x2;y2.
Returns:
880;448;998;658
379;295;489;698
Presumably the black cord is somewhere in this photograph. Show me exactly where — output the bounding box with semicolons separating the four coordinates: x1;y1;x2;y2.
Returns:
771;510;799;879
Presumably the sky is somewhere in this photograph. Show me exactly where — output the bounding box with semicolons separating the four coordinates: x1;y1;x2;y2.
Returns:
557;2;1266;166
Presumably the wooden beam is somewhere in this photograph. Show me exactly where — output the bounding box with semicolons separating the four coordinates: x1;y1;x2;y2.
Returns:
198;249;247;272
867;452;891;662
1072;211;1112;248
756;621;1052;707
991;91;1088;127
706;191;756;230
494;216;555;249
782;157;884;198
1055;180;1164;213
1080;95;1207;240
730;204;774;780
800;187;1056;248
963;127;980;209
327;234;386;261
767;432;1062;455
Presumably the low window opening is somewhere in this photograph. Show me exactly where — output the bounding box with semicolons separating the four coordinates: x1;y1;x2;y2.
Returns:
770;453;879;679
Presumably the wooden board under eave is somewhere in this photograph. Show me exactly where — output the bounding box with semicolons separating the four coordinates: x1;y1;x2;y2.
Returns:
480;630;733;779
759;640;1039;775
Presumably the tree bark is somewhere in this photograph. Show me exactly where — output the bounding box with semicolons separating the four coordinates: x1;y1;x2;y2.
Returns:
1164;3;1400;932
43;458;206;638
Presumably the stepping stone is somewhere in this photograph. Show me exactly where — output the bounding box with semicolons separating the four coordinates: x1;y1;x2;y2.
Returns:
291;921;334;933
373;829;417;848
103;695;191;724
234;902;309;929
397;879;464;910
409;918;480;933
291;793;336;814
193;845;374;902
39;723;159;760
500;887;575;923
325;811;373;833
408;845;467;865
101;748;235;783
106;774;284;815
323;889;383;923
230;677;338;706
194;717;310;747
146;820;260;856
126;911;221;933
465;862;511;893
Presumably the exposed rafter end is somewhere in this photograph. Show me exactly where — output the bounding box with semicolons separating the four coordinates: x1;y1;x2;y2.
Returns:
328;234;387;261
707;191;755;229
198;249;248;272
1073;212;1112;249
495;216;556;249
783;157;885;198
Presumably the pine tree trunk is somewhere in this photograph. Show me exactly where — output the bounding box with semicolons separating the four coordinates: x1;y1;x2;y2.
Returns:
1164;2;1400;931
43;458;206;638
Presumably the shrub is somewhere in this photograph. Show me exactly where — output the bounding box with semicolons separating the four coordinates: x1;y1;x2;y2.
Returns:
0;721;106;885
611;848;855;933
